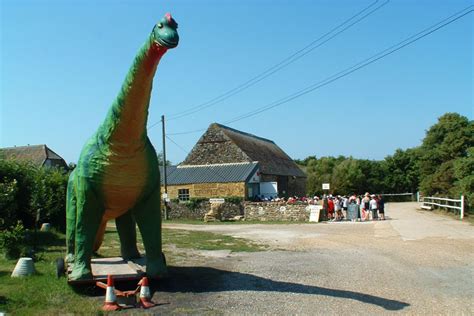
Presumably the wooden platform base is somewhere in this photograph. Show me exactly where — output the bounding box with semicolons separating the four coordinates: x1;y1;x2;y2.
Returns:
67;257;146;284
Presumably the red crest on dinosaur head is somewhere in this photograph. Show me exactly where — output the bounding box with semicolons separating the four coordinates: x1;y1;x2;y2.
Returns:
165;13;172;22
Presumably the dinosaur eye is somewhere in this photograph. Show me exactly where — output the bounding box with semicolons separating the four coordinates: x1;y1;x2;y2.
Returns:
157;23;163;28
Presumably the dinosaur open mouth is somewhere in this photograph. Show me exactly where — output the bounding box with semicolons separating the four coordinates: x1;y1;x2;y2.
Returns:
155;37;178;49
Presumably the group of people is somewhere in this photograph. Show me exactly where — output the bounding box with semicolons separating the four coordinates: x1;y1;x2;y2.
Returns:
251;192;386;222
325;193;385;221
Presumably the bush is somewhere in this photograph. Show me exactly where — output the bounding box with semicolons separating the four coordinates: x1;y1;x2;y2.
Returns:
0;159;69;232
0;222;26;259
185;198;208;211
226;196;244;205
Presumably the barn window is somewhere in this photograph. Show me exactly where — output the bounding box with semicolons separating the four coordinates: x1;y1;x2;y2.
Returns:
178;189;190;201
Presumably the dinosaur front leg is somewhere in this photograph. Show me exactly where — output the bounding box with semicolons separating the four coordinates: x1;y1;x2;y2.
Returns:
115;211;141;260
65;170;77;263
70;177;104;281
133;187;166;278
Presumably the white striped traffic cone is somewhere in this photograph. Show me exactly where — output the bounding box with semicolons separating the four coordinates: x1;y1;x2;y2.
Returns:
102;275;121;311
139;277;156;308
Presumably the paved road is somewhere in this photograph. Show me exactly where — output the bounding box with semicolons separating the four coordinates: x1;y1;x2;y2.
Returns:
153;202;473;315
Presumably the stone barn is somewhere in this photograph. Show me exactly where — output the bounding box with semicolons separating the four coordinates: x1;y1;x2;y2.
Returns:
162;123;306;200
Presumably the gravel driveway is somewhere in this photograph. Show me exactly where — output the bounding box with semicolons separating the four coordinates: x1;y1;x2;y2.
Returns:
151;202;473;315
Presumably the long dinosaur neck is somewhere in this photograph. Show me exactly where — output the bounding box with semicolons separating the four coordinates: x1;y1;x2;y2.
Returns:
99;36;167;154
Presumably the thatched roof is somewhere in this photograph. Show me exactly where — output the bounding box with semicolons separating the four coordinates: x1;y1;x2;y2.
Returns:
182;123;306;178
0;144;67;169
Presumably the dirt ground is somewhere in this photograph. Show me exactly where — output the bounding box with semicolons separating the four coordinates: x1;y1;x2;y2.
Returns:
149;202;473;315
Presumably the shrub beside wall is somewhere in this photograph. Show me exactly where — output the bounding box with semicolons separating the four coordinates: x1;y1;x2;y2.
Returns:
0;159;69;231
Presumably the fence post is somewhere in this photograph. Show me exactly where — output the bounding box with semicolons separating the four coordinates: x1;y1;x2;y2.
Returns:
416;192;420;202
460;195;464;220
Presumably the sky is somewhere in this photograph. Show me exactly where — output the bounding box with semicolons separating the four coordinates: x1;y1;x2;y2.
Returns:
1;0;472;165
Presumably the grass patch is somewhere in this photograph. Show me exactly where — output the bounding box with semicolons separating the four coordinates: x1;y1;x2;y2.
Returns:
162;229;266;252
0;226;265;314
0;231;100;315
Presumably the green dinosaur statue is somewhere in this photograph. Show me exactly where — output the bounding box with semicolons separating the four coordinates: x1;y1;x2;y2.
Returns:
66;13;179;281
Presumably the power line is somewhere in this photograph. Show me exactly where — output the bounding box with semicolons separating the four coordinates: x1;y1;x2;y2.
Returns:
168;5;473;136
166;0;389;121
147;0;389;129
165;135;191;155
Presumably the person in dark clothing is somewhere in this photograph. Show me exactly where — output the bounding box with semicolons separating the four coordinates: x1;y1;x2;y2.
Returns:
378;195;385;220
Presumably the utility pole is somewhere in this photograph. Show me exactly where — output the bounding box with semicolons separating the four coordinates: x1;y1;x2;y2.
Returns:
161;115;169;220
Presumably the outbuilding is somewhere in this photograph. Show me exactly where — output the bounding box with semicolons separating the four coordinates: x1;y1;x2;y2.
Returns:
162;123;306;200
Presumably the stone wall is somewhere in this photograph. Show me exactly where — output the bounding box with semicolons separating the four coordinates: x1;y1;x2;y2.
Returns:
164;200;313;222
165;201;244;220
244;202;311;221
163;182;246;199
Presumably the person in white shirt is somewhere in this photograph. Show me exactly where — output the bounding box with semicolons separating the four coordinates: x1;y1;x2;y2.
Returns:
369;195;378;220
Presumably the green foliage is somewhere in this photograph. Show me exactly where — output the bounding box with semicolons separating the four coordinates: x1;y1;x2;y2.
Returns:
157;151;172;166
418;113;473;210
184;197;208;210
0;222;26;259
30;167;68;232
331;158;364;194
450;148;474;212
0;229;100;314
225;196;244;205
300;112;473;212
382;148;420;193
0;159;69;231
0;159;37;228
0;178;19;228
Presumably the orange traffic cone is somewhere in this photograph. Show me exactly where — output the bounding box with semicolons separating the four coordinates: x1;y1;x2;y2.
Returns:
102;275;121;311
139;277;156;308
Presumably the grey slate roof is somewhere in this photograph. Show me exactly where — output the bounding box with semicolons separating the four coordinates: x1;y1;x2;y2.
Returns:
160;162;259;185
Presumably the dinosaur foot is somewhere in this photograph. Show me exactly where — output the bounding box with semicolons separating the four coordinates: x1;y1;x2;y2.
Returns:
69;262;93;281
65;253;75;263
146;254;167;279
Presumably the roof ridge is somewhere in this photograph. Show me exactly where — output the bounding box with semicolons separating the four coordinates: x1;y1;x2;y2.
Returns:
1;144;45;150
212;123;275;144
177;162;257;168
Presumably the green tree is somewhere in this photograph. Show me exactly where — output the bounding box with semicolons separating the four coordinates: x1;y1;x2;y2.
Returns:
306;156;345;196
451;147;474;210
157;151;172;166
331;158;364;194
382;148;420;193
419;113;473;196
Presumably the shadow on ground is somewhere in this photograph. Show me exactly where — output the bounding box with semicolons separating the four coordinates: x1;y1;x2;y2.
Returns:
154;266;409;311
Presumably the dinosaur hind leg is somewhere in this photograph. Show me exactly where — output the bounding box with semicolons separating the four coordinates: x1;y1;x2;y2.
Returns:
93;219;107;253
70;176;104;281
65;170;77;263
132;187;166;278
115;211;141;260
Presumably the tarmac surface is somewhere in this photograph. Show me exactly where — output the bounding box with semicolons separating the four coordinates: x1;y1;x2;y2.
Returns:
150;202;473;315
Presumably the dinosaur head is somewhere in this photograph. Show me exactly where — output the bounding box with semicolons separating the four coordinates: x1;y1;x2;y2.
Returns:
152;13;179;49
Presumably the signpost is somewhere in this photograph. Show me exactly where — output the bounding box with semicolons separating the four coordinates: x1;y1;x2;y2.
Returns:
209;198;225;204
309;205;322;222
